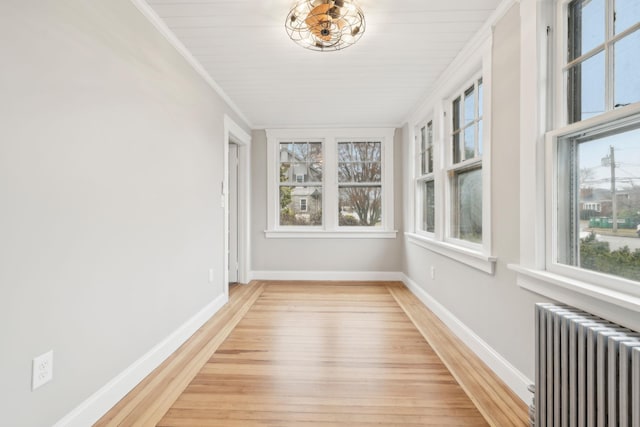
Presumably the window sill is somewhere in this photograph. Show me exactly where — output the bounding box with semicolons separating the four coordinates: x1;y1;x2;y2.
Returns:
508;264;640;331
265;230;398;239
406;232;496;274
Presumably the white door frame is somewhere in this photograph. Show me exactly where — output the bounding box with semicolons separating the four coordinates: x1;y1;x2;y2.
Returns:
223;115;251;299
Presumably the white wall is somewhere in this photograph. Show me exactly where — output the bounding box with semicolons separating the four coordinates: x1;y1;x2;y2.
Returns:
250;129;404;276
402;4;547;388
0;1;248;426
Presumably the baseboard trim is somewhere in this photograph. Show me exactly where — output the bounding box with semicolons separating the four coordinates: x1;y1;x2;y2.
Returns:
250;270;403;282
401;274;532;404
53;293;228;427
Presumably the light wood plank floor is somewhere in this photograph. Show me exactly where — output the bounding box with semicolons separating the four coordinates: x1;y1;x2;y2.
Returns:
97;281;527;426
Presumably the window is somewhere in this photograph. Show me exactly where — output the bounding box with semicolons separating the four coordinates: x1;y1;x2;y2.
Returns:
449;78;484;244
278;141;323;226
266;128;396;238
513;0;640;327
542;0;640;294
338;141;382;227
417;121;435;233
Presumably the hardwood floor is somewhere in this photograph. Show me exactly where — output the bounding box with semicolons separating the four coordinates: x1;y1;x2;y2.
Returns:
96;281;528;427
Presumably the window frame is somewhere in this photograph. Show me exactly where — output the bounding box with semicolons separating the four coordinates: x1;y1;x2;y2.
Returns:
512;0;640;330
265;128;396;239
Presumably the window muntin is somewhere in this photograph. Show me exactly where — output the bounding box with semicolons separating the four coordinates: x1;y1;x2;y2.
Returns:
554;116;640;284
449;78;484;244
566;0;640;124
278;141;323;226
338;141;382;227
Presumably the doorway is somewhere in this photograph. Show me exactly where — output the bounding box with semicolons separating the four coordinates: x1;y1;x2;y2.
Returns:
223;115;251;300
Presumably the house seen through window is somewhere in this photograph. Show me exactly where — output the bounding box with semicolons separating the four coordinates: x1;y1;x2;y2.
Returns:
279;141;323;226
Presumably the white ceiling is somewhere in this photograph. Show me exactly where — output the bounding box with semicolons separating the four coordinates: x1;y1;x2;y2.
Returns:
145;0;503;128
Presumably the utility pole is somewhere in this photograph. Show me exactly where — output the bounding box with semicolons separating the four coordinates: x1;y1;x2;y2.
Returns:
610;145;617;233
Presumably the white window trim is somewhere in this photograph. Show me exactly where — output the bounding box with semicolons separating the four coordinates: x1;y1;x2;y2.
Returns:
299;198;308;212
512;0;640;331
265;128;397;239
406;33;495;274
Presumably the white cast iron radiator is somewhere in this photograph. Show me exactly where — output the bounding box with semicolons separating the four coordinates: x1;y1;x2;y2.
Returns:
534;303;640;427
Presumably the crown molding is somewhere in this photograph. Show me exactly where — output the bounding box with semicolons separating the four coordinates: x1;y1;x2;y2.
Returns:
130;0;253;129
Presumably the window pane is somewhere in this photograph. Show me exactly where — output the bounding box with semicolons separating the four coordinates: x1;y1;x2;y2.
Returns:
280;143;293;162
293;142;308;160
454;168;483;243
558;122;640;282
339;186;382;227
452;97;461;131
614;30;640;108
280;186;322;226
453;132;462;164
280;162;291;182
464;86;475;126
338;142;351;162
422;180;435;233
568;0;605;61
567;51;606;123
309;142;323;163
464;126;475;160
615;0;640;34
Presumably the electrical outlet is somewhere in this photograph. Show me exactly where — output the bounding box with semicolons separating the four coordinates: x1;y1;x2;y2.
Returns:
208;268;215;283
430;266;436;280
32;350;53;390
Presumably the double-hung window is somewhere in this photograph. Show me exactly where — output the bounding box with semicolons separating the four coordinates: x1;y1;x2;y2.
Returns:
338;141;383;227
278;141;323;227
547;0;640;292
449;78;484;244
417;121;435;234
266;128;396;238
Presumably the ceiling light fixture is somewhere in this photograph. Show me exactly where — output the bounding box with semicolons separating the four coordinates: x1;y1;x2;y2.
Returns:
285;0;365;51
